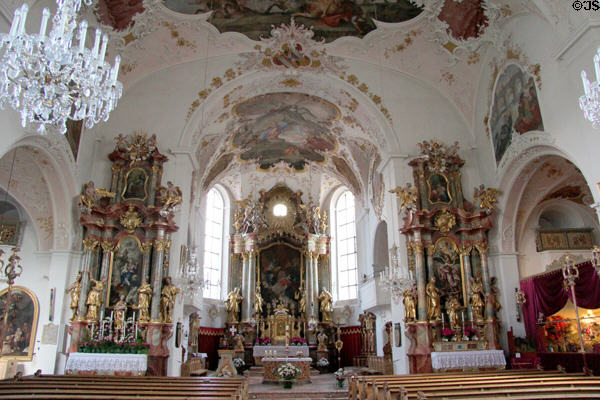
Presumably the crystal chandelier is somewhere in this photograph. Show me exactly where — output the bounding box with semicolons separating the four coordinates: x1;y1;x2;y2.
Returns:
378;245;415;303
0;0;123;134
580;47;600;129
175;247;206;303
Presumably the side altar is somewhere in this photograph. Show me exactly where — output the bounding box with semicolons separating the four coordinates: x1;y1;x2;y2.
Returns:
391;140;503;373
66;132;183;376
222;185;336;368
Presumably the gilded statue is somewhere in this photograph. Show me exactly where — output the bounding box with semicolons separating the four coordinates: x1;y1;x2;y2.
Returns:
78;181;96;212
137;279;152;323
402;286;417;322
389;183;418;212
225;287;243;323
233;333;245;352
473;184;501;211
114;295;128;333
160;276;180;323
65;271;83;321
158;181;183;215
426;276;441;321
292;319;302;338
294;282;306;314
318;289;333;322
445;296;462;330
260;319;270;339
470;275;485;322
85;273;107;322
255;281;264;314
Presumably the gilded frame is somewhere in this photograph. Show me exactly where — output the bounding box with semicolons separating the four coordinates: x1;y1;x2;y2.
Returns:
106;235;143;308
427;172;452;205
121;167;149;201
0;286;39;361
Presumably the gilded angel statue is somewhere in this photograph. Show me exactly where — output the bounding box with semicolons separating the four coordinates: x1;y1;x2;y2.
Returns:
473;184;501;211
389;183;418;212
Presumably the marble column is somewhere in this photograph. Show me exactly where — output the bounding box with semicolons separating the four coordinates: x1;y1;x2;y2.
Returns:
242;251;256;322
312;253;319;310
141;240;153;285
148;165;162;206
99;240;115;319
476;243;494;319
425;244;435;282
150;235;169;322
460;245;473;317
77;237;99;320
240;252;250;322
413;239;427;321
305;252;314;318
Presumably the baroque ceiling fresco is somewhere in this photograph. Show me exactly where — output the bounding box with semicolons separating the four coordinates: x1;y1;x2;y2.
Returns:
162;0;423;42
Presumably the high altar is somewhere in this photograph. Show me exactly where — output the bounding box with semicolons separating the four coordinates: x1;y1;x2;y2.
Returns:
224;185;334;366
393;140;504;373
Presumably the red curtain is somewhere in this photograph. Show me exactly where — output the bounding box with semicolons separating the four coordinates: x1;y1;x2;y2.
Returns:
197;327;224;370
520;261;600;349
340;326;362;367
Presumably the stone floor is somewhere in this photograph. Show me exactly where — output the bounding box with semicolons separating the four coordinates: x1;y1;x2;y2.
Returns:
247;372;349;400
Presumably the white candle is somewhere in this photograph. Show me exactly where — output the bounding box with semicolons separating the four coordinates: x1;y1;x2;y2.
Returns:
39;8;50;38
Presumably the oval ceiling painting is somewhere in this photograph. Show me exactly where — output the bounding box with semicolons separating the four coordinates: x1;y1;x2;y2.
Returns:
231;92;339;171
162;0;422;42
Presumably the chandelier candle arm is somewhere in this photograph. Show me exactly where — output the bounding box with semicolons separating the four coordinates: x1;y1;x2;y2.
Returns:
0;0;123;134
580;47;600;128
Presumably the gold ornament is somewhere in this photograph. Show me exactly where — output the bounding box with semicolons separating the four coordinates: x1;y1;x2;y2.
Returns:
473;184;501;211
82;237;99;252
434;209;456;234
154;239;171;252
475;242;489;255
120;205;142;233
389;183;418;212
141;241;153;254
100;241;115;253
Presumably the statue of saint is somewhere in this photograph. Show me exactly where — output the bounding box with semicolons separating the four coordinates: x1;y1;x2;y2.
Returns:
137;279;152;323
445;296;462;330
426;277;441;321
470;275;485;322
317;330;328;351
255;282;264;315
225;287;243;323
114;295;128;334
65;271;82;321
402;286;417;322
188;312;201;354
160;276;180;323
85;273;107;322
292;319;302;338
318;289;333;322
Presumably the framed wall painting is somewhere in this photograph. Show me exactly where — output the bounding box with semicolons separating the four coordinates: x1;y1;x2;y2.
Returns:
0;286;39;361
107;235;144;308
121;167;149;201
427;173;452;205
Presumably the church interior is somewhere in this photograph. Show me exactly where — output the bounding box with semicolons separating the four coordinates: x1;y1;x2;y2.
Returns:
1;0;600;398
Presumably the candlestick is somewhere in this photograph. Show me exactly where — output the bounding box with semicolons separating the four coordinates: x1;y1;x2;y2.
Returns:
91;323;95;338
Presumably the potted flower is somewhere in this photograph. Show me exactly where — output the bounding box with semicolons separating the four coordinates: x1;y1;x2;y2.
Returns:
233;358;245;373
441;328;456;341
291;337;307;346
277;362;301;389
464;327;478;341
334;368;345;388
316;357;329;373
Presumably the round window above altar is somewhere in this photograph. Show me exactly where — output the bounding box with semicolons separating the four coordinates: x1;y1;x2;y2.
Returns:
273;203;287;217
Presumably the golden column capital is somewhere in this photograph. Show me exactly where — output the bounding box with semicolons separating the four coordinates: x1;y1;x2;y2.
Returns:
100;240;115;253
459;245;472;257
154;239;171;252
475;242;489;255
411;242;424;255
141;241;153;254
82;237;99;252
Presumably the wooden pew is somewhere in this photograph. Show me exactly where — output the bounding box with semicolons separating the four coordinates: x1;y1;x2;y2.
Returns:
0;375;248;400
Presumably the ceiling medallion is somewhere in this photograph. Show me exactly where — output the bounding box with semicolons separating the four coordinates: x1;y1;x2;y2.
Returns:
434;209;456;234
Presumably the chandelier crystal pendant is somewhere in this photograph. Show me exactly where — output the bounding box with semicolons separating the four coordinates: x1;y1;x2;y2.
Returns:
378;245;415;303
0;0;123;134
580;47;600;129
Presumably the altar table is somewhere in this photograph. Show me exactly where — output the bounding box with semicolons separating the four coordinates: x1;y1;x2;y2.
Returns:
262;357;312;384
253;345;309;365
431;350;506;372
65;353;147;376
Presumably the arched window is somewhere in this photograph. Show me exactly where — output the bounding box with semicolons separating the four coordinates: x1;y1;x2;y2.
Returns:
334;190;358;301
203;188;224;299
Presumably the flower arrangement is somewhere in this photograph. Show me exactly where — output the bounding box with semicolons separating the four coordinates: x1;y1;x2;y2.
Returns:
277;362;301;380
334;368;345;388
316;357;329;367
441;328;456;340
233;358;245;371
78;339;149;354
291;337;307;345
256;337;271;345
464;327;478;340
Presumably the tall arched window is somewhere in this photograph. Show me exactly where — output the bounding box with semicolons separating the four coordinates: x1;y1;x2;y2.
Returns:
335;190;358;300
203;188;224;299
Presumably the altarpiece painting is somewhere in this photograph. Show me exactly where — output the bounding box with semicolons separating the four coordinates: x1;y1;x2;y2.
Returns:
0;286;38;360
259;243;302;315
432;238;463;304
108;235;145;307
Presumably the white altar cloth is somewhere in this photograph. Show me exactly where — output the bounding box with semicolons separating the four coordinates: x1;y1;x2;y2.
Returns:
262;357;312;362
253;345;309;357
66;353;147;375
431;350;506;371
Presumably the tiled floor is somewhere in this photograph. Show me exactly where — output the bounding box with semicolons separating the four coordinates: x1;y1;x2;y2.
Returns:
248;372;349;399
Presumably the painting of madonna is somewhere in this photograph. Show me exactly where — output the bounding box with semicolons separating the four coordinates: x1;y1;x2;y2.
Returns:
0;286;38;360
